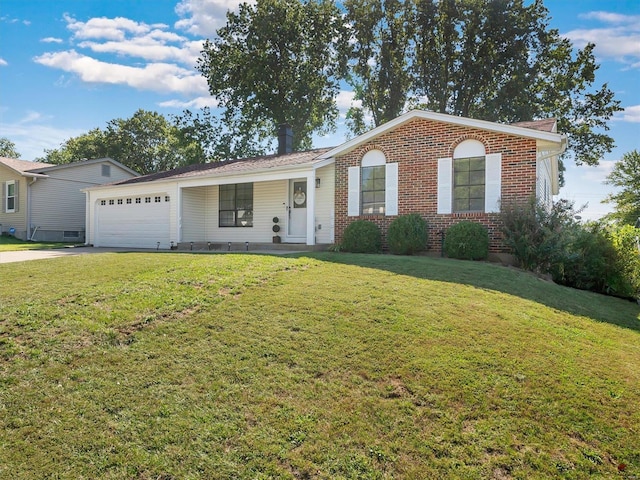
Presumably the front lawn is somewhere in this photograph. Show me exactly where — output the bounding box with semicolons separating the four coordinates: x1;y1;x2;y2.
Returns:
0;235;77;251
1;252;638;478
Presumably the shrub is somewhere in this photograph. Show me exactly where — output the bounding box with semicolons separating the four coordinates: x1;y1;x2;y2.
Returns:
387;214;428;255
444;221;489;260
500;197;575;272
340;220;382;253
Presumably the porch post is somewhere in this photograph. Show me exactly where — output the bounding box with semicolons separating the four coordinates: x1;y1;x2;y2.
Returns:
306;172;316;245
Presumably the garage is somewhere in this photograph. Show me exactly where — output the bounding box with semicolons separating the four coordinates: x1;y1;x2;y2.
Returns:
94;194;170;248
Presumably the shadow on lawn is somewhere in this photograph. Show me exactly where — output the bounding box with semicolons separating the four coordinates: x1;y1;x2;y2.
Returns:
306;252;640;333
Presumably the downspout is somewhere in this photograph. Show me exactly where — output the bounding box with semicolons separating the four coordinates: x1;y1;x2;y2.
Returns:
27;177;37;241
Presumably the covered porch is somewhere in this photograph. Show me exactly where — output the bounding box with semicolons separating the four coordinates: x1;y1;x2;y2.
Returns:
177;161;335;247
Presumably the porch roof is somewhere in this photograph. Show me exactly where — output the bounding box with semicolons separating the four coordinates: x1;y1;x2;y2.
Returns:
105;147;334;187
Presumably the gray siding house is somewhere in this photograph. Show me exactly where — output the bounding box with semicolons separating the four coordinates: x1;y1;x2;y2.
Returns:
1;157;138;242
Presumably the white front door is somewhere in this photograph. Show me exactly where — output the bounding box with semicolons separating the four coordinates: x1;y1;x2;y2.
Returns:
287;179;307;242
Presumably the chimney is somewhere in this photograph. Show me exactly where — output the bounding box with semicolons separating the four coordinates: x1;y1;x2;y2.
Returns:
278;123;293;155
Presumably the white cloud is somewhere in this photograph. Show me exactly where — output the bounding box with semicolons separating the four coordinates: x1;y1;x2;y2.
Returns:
34;50;209;96
0;58;7;66
618;104;640;123
41;37;63;43
158;96;219;109
578;160;616;182
174;0;253;37
565;12;640;68
580;11;640;25
63;14;161;41
335;90;361;111
0;115;85;160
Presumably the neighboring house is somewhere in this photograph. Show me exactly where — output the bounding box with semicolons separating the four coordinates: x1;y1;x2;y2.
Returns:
1;157;138;242
83;110;566;253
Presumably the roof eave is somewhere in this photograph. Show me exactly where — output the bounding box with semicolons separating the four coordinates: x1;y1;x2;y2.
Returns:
318;110;566;159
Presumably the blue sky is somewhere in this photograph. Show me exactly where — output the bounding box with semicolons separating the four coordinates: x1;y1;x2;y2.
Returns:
1;0;639;221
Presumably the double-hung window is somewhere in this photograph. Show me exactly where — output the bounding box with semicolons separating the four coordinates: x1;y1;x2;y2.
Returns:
5;180;16;213
347;149;398;217
219;183;253;227
361;164;386;215
437;140;501;214
453;156;485;212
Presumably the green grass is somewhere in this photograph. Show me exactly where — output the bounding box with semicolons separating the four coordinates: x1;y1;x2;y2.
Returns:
0;235;76;251
1;252;638;479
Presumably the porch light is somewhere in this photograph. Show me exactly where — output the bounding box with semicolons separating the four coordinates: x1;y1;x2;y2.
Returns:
315;178;321;188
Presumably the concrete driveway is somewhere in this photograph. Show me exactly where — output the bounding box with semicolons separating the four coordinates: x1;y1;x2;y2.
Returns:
0;246;138;264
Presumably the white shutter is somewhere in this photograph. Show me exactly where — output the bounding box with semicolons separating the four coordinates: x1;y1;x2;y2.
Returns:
385;162;398;216
1;182;5;213
437;157;452;214
14;180;19;213
485;153;502;213
347;166;360;216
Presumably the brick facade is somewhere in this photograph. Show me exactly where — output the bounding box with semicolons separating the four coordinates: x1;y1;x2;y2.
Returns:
334;118;538;253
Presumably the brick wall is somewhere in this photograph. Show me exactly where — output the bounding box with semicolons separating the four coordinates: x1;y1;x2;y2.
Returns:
334;118;538;253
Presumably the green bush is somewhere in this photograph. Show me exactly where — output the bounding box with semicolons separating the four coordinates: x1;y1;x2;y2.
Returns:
500;198;574;272
444;221;489;260
501;198;640;299
340;220;382;253
387;214;428;255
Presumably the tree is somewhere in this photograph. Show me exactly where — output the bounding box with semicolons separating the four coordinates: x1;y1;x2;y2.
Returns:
39;128;109;165
0;137;21;158
197;0;347;152
39;110;211;175
344;0;415;132
345;0;621;174
604;150;640;226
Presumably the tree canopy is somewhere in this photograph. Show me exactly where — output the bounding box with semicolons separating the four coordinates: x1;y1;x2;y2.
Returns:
604;150;640;226
0;137;21;159
197;0;347;152
343;0;621;173
39;110;213;175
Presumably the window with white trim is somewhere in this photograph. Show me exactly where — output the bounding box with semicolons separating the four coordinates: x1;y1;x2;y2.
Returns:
437;140;502;214
347;150;398;217
5;180;16;213
453;156;485;212
219;183;253;227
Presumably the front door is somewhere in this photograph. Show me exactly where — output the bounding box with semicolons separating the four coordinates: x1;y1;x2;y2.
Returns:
287;179;307;242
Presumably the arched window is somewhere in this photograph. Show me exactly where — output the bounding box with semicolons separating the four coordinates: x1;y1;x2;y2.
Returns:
361;150;386;215
453;140;486;212
347;150;398;217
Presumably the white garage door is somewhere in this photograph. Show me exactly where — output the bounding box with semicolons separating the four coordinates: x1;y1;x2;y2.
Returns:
95;195;170;248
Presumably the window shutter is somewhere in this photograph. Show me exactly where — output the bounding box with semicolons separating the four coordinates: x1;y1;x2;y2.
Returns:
1;182;5;212
485;153;502;213
385;162;398;216
14;180;19;213
437;157;452;214
347;166;360;216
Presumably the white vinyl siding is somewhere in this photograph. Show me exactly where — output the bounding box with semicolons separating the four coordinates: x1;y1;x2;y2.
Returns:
315;164;335;244
31;161;136;232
